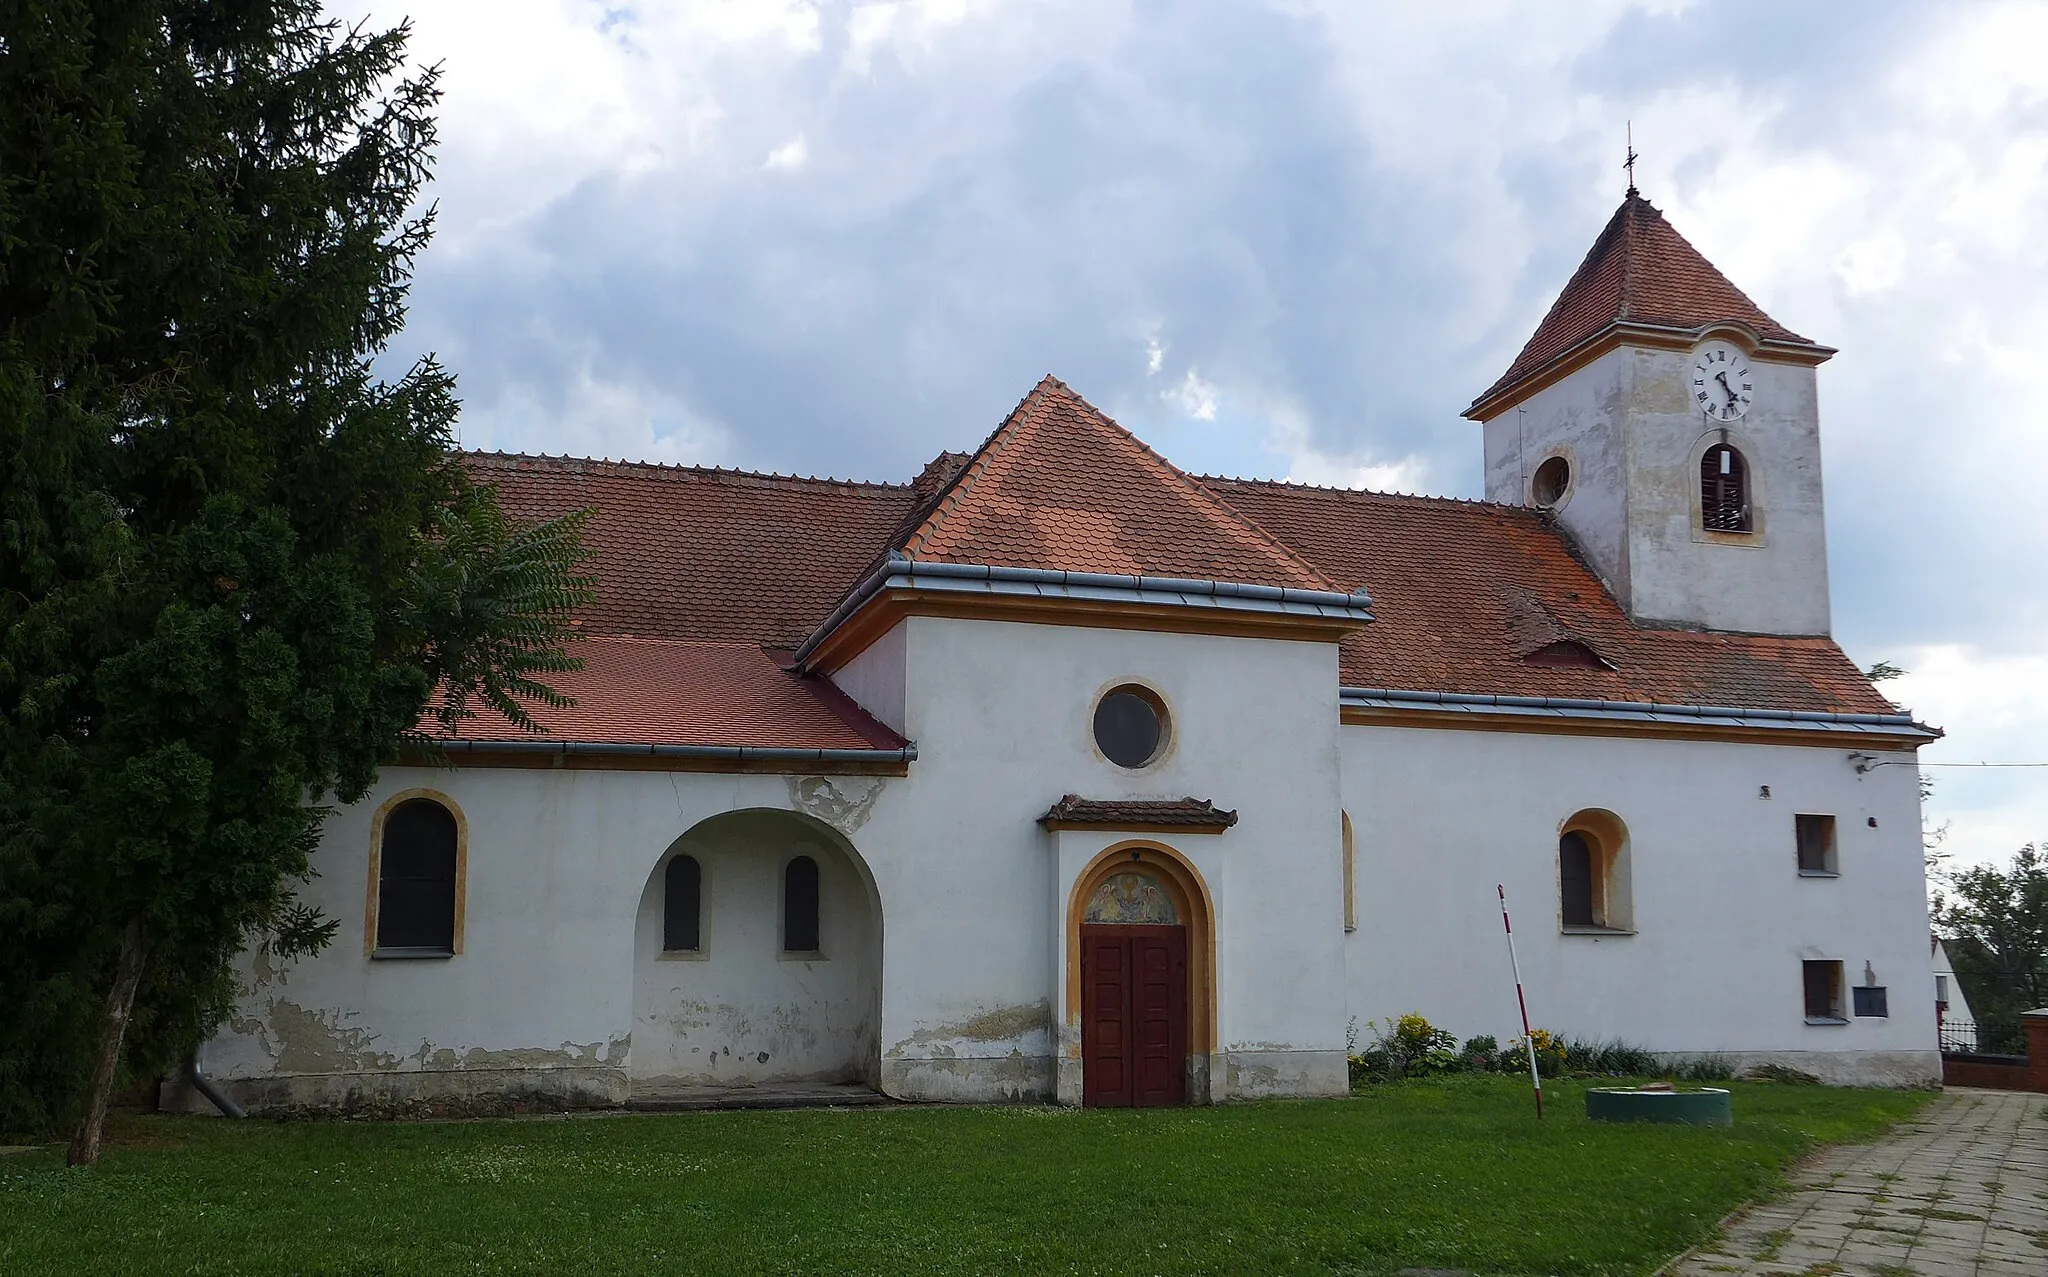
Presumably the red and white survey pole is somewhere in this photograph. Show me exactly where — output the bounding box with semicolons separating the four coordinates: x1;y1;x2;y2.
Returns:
1498;883;1543;1118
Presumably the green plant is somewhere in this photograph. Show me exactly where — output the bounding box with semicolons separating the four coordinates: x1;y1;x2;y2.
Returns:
1349;1013;1461;1085
1500;1028;1568;1078
0;1079;1936;1276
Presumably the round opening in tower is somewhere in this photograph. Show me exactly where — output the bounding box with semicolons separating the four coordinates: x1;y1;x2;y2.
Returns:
1531;455;1571;507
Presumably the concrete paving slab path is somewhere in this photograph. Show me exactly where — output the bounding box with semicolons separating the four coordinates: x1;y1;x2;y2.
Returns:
1664;1088;2048;1277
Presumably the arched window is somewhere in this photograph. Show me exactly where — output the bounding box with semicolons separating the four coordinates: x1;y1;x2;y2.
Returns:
663;855;702;952
376;797;459;954
783;855;820;953
1557;809;1633;934
1559;831;1596;927
1700;444;1751;532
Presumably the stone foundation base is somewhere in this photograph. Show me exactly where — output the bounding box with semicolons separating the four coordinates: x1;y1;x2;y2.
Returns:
881;1054;1054;1102
161;1066;628;1118
1660;1049;1941;1089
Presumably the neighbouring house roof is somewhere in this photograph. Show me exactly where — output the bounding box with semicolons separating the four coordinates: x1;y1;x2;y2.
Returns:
419;636;909;755
1039;795;1240;833
1469;191;1828;417
462;376;1903;753
1200;478;1899;716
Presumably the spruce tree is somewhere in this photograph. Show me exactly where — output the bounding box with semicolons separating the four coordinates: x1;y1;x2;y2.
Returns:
0;1;590;1162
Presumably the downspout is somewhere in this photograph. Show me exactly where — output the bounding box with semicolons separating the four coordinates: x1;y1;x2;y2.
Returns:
188;1051;244;1119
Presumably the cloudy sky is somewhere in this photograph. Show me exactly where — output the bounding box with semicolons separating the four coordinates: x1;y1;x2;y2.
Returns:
362;0;2046;873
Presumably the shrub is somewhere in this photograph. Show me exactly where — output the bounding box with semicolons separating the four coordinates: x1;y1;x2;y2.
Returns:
1460;1035;1500;1072
1672;1055;1735;1082
1742;1062;1821;1085
1349;1013;1461;1085
1560;1038;1661;1077
1499;1028;1568;1078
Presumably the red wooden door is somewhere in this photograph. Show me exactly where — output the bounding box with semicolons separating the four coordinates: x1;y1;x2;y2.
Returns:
1081;924;1188;1107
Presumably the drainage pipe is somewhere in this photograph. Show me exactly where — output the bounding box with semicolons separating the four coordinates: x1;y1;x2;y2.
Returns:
188;1053;245;1119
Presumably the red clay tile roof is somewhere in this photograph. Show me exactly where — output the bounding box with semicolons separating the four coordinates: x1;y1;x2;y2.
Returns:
1202;478;1896;715
424;636;907;750
1472;192;1822;414
469;453;918;649
460;376;1895;749
458;456;919;751
902;377;1342;593
1039;795;1240;831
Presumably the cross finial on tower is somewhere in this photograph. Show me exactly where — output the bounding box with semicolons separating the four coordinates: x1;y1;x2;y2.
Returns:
1624;121;1638;196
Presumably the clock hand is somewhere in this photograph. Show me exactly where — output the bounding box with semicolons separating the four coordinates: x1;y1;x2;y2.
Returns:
1715;371;1738;405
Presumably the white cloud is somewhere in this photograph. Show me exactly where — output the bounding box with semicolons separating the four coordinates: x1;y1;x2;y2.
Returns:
344;0;2047;850
764;135;809;170
1167;368;1219;421
1886;646;2048;873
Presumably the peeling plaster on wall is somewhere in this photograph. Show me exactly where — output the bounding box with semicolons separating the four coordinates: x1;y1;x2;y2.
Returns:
786;776;885;835
881;1052;1053;1102
1224;1050;1348;1099
887;1000;1052;1056
410;1037;630;1073
255;1000;406;1074
645;999;835;1073
240;944;288;999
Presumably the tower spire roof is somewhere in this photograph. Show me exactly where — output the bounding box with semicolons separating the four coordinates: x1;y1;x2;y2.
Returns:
1466;191;1828;419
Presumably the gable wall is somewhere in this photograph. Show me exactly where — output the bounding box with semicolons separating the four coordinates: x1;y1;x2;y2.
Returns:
878;615;1349;1100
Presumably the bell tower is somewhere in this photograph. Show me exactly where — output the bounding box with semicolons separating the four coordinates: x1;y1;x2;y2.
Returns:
1464;189;1837;637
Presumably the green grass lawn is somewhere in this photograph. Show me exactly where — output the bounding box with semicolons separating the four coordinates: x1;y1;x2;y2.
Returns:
0;1075;1929;1276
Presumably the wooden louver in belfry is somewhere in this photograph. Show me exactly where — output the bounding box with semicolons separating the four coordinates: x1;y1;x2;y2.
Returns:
1700;445;1750;533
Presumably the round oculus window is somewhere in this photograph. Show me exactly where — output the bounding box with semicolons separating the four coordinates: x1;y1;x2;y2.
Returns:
1093;685;1168;769
1531;455;1571;507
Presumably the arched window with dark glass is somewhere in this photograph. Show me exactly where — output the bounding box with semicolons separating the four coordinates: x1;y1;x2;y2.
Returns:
663;854;702;952
1559;831;1595;928
1700;444;1751;532
783;855;820;953
376;797;459;953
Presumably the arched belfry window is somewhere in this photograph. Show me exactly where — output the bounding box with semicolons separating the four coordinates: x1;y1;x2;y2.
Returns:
663;854;702;952
1700;444;1751;532
783;855;821;953
375;797;459;954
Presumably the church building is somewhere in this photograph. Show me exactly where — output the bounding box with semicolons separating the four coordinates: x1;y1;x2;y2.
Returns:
191;190;1940;1112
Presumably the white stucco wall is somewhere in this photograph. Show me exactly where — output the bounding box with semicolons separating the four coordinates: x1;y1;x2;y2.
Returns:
629;812;879;1086
1481;343;1832;637
196;766;901;1111
870;615;1349;1102
196;613;1351;1110
1341;721;1937;1085
832;619;907;736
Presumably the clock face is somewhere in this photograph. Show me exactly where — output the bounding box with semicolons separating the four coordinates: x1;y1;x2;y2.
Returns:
1690;340;1754;421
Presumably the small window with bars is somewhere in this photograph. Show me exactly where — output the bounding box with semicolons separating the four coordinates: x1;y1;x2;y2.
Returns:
1700;444;1751;533
1853;986;1889;1018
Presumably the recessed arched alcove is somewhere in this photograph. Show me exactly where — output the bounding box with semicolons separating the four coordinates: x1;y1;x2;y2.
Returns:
628;809;881;1091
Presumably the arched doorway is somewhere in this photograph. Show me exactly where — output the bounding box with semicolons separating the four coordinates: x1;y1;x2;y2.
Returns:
629;809;881;1091
1068;844;1215;1107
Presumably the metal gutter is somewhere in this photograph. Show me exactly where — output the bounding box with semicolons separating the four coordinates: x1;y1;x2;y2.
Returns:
430;739;918;763
795;553;1375;666
1340;686;1939;738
